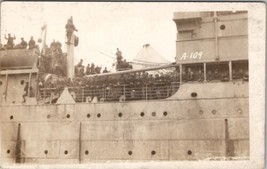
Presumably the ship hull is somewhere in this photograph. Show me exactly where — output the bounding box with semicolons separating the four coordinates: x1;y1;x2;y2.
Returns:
0;81;249;164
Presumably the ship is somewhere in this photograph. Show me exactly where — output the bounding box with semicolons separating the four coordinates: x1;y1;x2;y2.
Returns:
0;11;248;164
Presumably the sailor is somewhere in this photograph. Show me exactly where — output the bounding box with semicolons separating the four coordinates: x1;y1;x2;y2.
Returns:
195;69;204;82
103;67;108;73
95;66;101;74
243;70;249;81
5;33;16;49
213;68;220;80
206;70;213;81
65;16;78;43
116;48;122;60
50;39;56;48
85;64;91;75
187;68;194;81
77;59;83;67
20;38;27;49
116;48;123;67
221;71;229;82
79;66;85;77
22;82;33;103
236;68;244;79
28;36;36;49
182;69;187;82
90;63;95;74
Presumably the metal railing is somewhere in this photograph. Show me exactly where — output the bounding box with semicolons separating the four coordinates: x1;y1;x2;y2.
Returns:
38;82;180;103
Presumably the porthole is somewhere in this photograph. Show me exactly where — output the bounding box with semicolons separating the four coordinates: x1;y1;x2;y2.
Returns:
191;92;197;97
151;112;156;117
66;114;70;118
85;150;89;155
163;111;168;116
220;24;226;30
151;150;156;155
128;150;132;156
44;150;48;154
47;114;51;119
140;112;145;117
225;118;228;122
97;113;101;118
10;115;13;120
212;110;216;115
7;150;10;154
199;110;204;115
118;112;122;117
20;80;25;85
187;150;192;155
87;114;90;118
64;150;68;155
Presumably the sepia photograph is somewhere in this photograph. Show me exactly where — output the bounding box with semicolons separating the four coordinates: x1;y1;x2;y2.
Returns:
0;2;265;169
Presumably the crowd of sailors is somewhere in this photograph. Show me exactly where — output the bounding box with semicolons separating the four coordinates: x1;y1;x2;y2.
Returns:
75;59;107;77
40;64;248;89
38;64;248;102
37;40;67;77
0;34;38;50
116;48;133;71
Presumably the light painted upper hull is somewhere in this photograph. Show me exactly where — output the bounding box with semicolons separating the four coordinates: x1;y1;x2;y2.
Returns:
0;81;249;164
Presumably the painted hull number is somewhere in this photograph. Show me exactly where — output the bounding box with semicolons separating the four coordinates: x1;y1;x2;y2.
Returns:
180;52;203;60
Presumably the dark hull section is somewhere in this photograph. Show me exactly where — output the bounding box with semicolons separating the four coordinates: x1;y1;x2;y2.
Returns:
0;82;249;164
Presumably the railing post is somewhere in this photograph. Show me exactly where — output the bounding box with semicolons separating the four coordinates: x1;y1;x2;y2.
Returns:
123;85;126;97
179;65;182;83
229;61;232;81
145;85;148;100
204;63;207;82
82;87;84;103
4;74;8;101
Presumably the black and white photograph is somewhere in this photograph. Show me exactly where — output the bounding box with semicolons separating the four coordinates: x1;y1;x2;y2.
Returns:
0;2;265;169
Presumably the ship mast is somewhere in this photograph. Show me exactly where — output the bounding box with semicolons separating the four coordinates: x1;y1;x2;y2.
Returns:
65;16;78;79
40;23;47;55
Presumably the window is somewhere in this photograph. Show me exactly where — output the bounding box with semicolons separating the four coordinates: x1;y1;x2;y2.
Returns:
232;60;248;81
206;62;229;81
182;63;204;82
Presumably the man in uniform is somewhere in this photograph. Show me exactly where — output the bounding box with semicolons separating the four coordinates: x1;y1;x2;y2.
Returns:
28;36;36;49
85;64;91;75
22;82;33;103
187;68;194;81
65;16;78;44
206;70;213;81
50;39;57;52
182;69;188;82
221;70;229;82
236;68;244;79
116;48;123;69
103;67;108;73
20;38;27;49
5;33;16;49
195;69;204;82
90;63;96;74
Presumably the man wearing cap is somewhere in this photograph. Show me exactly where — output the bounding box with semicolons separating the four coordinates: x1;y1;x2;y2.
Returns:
5;33;16;49
20;38;27;49
22;82;33;103
28;36;36;49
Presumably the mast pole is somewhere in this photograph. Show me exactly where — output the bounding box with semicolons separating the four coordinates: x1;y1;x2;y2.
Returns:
66;34;75;79
65;16;78;79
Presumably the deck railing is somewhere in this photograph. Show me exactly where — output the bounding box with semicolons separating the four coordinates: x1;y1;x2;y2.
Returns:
39;82;180;103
